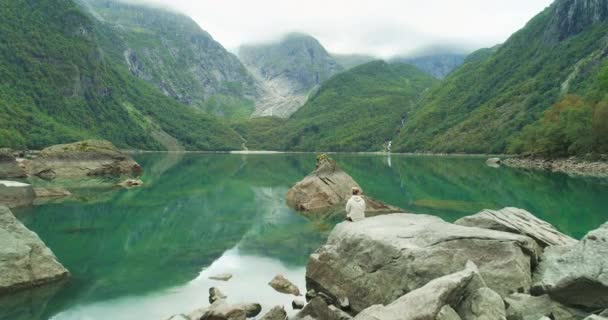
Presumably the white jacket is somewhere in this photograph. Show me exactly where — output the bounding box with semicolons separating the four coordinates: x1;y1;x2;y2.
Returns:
346;195;366;221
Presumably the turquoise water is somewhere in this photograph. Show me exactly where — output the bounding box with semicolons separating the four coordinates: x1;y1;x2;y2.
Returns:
2;153;607;319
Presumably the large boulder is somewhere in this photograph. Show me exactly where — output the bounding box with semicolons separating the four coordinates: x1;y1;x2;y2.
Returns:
457;287;506;320
353;262;485;320
306;214;539;314
293;296;353;320
259;306;287;320
286;155;403;217
504;294;589;320
29;140;142;178
0;206;69;293
455;207;576;247
286;155;360;212
0;181;35;208
0;149;26;179
533;222;608;309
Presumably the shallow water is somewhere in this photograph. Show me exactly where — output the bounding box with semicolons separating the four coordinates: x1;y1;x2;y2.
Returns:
3;153;607;319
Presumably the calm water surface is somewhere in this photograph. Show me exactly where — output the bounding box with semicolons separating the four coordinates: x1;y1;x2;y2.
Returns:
2;153;607;319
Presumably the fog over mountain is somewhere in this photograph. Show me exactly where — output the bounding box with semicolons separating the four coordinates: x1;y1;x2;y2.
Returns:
116;0;553;57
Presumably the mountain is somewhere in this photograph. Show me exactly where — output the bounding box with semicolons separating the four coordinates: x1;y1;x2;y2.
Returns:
0;0;242;151
235;61;438;151
391;53;467;79
393;0;608;154
333;54;377;70
238;33;343;118
77;0;259;119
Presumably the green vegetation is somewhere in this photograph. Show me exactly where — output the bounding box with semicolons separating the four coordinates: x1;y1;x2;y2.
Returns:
235;61;438;151
0;0;242;150
79;0;258;120
393;3;608;155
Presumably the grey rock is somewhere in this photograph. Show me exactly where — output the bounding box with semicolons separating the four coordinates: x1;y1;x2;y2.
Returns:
0;181;35;208
269;274;301;296
353;262;484;320
187;299;255;320
165;315;190;320
583;316;608;320
305;289;317;302
35;168;56;181
286;155;402;216
533;222;608;308
234;303;262;318
457;287;506;320
504;293;589;320
306;213;539;313
292;299;305;310
260;306;287;320
33;187;72;198
455;207;576;247
436;305;462;320
30;140;142;178
209;287;227;304
0;205;69;293
601;310;608;317
286;155;360;212
0;149;26;179
209;273;233;281
293;296;352;320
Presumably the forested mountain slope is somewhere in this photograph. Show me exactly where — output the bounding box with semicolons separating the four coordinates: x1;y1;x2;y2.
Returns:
78;0;259;119
235;61;438;151
0;0;242;150
393;0;608;155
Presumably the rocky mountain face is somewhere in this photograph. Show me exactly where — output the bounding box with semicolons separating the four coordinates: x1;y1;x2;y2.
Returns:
545;0;608;41
78;0;259;119
238;33;343;118
393;0;608;154
391;53;467;79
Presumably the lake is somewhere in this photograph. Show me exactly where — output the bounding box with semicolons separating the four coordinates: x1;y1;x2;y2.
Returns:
3;153;607;320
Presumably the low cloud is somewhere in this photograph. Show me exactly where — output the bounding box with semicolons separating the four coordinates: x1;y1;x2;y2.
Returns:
119;0;553;57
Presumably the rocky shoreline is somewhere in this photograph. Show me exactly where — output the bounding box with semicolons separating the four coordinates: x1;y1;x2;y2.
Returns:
503;156;608;178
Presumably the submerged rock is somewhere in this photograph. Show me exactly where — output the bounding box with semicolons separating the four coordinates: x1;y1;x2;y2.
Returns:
306;213;539;313
286;154;359;212
116;178;144;188
29;140;142;178
533;222;608;309
353;262;484;320
455;207;576;247
209;273;233;281
0;180;35;208
269;274;301;296
0;205;69;293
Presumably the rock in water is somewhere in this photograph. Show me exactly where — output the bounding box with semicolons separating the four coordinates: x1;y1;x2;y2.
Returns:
259;306;287;320
0;181;35;208
209;287;227;304
116;179;144;189
286;155;403;217
457;287;506;320
30;140;142;178
486;158;501;168
286;154;359;212
209;273;233;281
455;207;576;247
504;293;589;320
353;262;484;320
0;149;26;179
0;206;69;293
269;274;301;296
533;222;608;309
306;213;539;313
33;188;72;198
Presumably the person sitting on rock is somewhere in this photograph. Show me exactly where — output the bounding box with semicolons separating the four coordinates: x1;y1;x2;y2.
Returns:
346;187;366;222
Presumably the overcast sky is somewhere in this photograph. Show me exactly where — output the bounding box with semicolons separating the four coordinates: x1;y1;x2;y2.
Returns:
124;0;554;57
